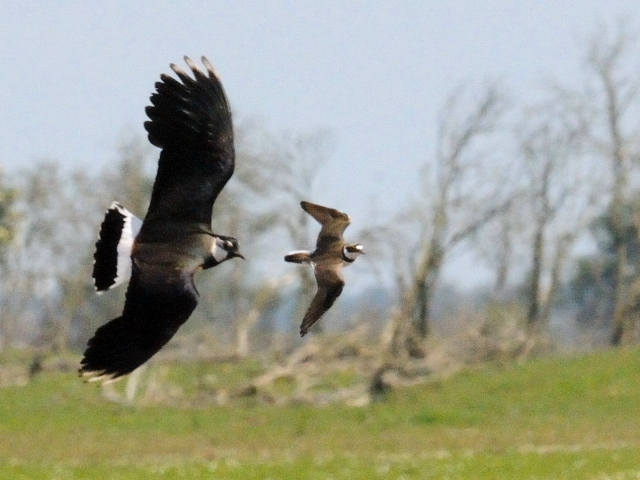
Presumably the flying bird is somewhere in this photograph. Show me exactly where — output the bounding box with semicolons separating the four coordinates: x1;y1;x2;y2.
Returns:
80;57;243;383
285;201;364;336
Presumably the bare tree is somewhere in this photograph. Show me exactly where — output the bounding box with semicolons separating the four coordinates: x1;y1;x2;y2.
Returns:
581;24;640;345
0;170;19;351
1;162;105;352
388;84;514;357
515;98;590;335
474;207;522;295
0;138;158;353
0;170;17;260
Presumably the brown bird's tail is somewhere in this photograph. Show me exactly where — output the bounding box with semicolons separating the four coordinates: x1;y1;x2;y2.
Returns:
284;250;312;264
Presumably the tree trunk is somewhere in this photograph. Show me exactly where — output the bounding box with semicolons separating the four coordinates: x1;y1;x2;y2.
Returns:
526;228;543;332
611;241;631;345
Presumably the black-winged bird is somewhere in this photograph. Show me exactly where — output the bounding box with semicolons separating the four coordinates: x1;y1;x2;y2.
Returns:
80;57;243;383
285;201;364;336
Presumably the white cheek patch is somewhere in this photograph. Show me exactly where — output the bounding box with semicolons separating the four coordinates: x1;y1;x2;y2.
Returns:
343;246;363;262
211;238;230;263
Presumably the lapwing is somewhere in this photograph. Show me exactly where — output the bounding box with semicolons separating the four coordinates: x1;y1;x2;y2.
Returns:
80;57;243;383
285;201;364;336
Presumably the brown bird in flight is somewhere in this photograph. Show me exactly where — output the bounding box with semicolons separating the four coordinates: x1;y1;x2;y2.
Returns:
285;201;364;336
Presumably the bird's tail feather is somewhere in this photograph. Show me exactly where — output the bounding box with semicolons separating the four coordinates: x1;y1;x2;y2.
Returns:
284;250;312;264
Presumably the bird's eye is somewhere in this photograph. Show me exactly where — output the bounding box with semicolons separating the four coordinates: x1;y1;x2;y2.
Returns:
225;240;233;249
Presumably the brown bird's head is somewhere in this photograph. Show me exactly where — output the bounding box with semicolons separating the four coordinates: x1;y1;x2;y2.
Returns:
343;243;364;262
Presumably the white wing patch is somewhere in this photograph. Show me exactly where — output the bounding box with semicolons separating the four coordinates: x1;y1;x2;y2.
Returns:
93;201;142;294
114;202;142;289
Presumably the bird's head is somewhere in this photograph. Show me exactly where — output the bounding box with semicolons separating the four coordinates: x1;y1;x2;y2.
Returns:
214;235;245;262
343;243;365;262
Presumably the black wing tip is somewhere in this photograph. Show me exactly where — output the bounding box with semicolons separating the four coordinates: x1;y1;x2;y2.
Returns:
300;201;348;217
299;308;322;338
300;200;315;212
170;55;220;85
79;316;149;384
79;345;131;383
299;316;319;337
78;365;126;384
145;56;231;150
299;316;314;336
79;344;136;383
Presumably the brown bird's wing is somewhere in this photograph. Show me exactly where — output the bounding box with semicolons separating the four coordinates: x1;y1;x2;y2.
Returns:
300;201;351;246
299;265;345;336
79;261;199;382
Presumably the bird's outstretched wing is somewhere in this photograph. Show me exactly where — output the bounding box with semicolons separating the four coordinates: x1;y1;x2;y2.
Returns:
300;201;351;246
79;262;199;382
299;265;345;336
142;56;234;230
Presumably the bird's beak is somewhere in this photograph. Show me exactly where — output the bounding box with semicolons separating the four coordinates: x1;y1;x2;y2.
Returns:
234;252;246;260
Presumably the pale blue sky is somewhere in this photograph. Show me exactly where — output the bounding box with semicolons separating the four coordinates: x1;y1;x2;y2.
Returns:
1;1;638;288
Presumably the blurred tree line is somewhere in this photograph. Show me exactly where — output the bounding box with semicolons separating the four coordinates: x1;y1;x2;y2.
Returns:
1;23;640;362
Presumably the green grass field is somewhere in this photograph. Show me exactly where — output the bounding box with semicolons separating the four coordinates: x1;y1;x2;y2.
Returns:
1;347;640;479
